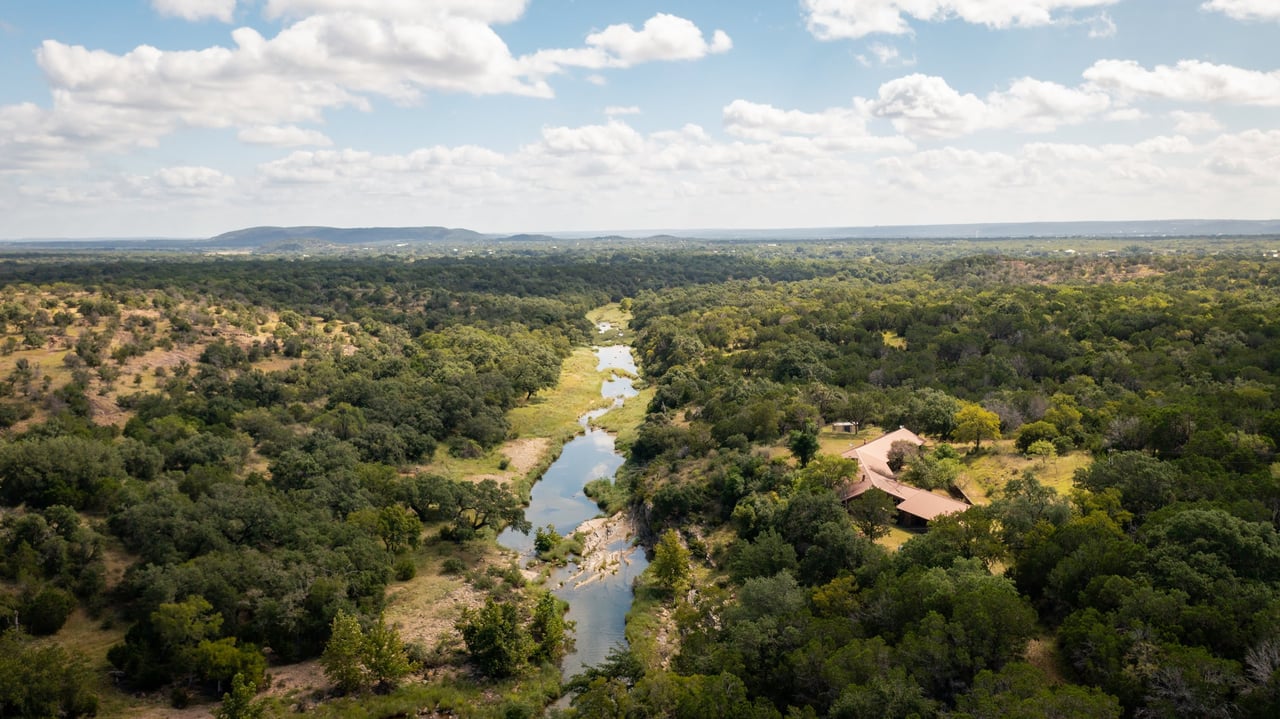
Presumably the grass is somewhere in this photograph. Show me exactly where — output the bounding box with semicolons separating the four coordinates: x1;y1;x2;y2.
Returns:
290;664;563;719
538;532;586;566
875;526;922;552
509;347;610;441
592;385;654;451
959;439;1092;504
586;303;635;345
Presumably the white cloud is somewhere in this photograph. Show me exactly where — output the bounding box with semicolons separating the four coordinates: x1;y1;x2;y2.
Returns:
2;8;730;173
1106;108;1146;121
238;125;333;147
802;0;1121;39
152;0;237;23
1084;59;1280;106
154;165;236;190
524;14;732;73
1085;12;1117;37
722;99;916;152
536;121;646;156
587;14;732;64
13;118;1280;236
857;42;915;67
1201;0;1280;22
1170;110;1223;135
605;106;641;116
867;74;1111;138
1204;129;1280;177
264;0;530;24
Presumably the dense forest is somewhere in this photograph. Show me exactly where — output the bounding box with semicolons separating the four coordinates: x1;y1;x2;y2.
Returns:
0;242;1278;718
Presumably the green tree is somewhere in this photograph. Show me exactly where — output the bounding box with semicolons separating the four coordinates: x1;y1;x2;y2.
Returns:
651;529;692;596
321;611;368;694
1015;421;1059;454
848;488;898;540
788;425;820;468
952;662;1121;719
458;598;530;677
530;591;568;664
729;528;799;581
794;454;858;492
953;404;1001;451
363;616;413;691
213;672;265;719
0;633;99;718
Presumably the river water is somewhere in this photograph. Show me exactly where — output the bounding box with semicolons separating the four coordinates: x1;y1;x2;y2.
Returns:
497;342;649;681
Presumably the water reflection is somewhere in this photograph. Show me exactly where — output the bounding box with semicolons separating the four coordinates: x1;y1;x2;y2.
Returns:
496;345;645;682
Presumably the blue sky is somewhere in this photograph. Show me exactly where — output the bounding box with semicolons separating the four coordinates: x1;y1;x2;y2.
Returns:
1;0;1277;237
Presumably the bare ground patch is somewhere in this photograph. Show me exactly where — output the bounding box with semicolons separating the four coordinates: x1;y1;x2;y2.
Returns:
384;573;483;655
503;437;549;476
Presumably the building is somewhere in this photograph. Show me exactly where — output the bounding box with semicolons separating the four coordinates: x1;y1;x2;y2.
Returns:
839;427;970;527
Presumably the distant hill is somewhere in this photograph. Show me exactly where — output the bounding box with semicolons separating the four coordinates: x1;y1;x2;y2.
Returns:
204;225;490;249
609;219;1280;241
3;219;1277;252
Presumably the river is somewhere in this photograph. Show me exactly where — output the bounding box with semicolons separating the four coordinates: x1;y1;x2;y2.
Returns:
497;341;649;681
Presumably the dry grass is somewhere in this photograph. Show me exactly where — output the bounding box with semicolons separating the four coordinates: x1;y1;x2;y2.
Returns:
1025;636;1069;684
45;608;125;668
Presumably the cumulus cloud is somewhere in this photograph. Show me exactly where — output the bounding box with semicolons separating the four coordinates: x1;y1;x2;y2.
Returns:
1;7;729;172
1170;111;1223;135
154;165;236;190
605;106;641;116
1084;59;1280;105
722;99;915;152
263;0;530;24
587;14;732;64
238;125;333;147
524;14;731;73
867;74;1111;138
802;0;1121;39
1203;129;1280;177
152;0;237;23
856;42;915;67
1201;0;1280;22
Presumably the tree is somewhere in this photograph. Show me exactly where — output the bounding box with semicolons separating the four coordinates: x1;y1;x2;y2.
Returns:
887;440;921;472
953;404;1001;451
788;425;820;468
730;528;799;581
321;611;367;694
363;616;413;691
651;529;692;595
213;672;265;719
458;598;531;677
0;633;99;718
794;454;858;492
1015;421;1059;454
952;662;1121;719
848;488;898;540
530;591;568;663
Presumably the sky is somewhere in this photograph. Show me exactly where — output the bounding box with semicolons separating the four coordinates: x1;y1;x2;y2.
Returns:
0;0;1277;238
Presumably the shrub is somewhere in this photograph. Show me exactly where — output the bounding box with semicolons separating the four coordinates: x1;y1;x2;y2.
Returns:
393;557;417;582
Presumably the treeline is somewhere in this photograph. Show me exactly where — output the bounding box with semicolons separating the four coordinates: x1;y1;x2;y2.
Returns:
563;253;1280;718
